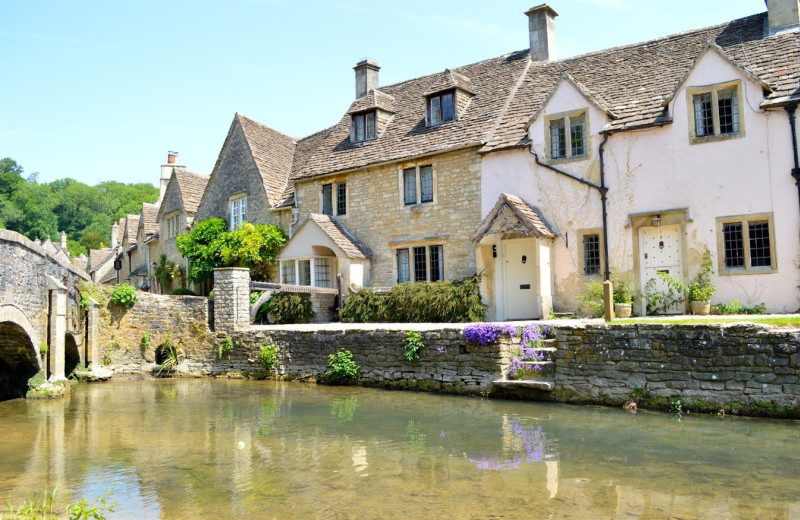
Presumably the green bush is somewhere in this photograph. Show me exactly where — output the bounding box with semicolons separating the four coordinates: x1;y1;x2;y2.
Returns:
171;288;197;296
109;284;137;309
403;331;424;361
250;291;270;323
339;274;485;323
322;349;360;385
712;300;766;315
266;292;314;324
259;343;278;371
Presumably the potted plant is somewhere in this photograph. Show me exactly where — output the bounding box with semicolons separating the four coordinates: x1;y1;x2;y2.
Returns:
660;249;716;315
613;279;634;318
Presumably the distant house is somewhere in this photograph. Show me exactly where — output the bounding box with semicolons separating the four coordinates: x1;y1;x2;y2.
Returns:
478;3;800;317
87;219;124;284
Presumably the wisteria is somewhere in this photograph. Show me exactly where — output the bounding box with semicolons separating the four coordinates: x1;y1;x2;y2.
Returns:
463;323;502;345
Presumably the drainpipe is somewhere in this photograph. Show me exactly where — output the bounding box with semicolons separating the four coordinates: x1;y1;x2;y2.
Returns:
529;132;612;281
787;104;800;213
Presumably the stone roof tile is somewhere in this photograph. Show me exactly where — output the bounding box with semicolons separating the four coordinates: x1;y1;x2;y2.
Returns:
236;113;297;207
307;214;372;259
174;169;210;215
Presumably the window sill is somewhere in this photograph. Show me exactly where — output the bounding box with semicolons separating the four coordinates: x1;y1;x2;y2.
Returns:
718;266;776;276
689;132;743;145
547;154;589;165
404;202;434;211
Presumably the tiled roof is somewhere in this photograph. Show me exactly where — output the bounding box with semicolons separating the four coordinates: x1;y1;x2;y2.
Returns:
116;218;126;245
237;113;297;207
290;50;531;181
123;214;140;244
88;248;115;273
484;12;800;151
347;89;396;115
174;169;210;215
141;203;159;236
423;69;474;96
473;193;558;242
73;255;89;273
305;214;372;259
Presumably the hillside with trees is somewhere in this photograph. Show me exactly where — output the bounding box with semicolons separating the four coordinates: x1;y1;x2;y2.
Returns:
0;157;159;256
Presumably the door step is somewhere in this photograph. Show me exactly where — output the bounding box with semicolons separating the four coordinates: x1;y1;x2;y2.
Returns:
492;380;553;391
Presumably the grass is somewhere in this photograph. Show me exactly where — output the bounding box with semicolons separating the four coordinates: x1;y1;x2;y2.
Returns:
614;315;800;327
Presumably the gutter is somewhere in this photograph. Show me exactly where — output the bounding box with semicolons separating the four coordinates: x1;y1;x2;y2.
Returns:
529;133;612;281
787;104;800;213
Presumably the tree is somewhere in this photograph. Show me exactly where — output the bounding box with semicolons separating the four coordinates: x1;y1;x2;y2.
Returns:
176;218;287;284
79;232;105;251
0;158;25;199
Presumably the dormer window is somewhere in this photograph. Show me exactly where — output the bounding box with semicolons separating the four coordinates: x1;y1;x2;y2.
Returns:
546;111;587;161
427;90;455;126
352;111;377;142
688;82;743;144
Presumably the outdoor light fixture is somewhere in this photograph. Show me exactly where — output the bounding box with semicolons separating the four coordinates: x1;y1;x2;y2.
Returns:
652;214;661;227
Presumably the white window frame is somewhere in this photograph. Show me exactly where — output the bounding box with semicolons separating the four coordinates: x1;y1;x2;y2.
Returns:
228;193;247;231
687;81;745;144
545;110;588;162
399;164;435;207
280;257;336;288
715;212;776;275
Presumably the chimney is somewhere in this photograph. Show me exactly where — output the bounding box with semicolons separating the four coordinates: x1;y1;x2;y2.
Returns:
160;151;181;199
354;59;380;99
111;220;119;249
60;231;67;250
526;4;558;62
766;0;800;34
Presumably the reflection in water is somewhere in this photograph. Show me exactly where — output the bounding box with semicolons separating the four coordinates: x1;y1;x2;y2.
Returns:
0;380;799;519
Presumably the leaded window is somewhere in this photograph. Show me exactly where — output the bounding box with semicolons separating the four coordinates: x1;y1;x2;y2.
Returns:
548;112;586;160
583;234;601;276
428;91;455;126
718;214;775;274
352;111;377;143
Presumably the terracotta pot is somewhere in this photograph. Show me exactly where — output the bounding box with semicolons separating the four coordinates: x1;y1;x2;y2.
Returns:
614;303;632;318
690;300;711;315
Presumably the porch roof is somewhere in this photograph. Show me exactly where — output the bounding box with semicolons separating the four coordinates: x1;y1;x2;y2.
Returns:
472;193;558;242
278;214;372;260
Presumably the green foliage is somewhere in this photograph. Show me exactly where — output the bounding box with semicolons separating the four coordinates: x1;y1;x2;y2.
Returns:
403;331;425;361
39;341;48;359
6;488;115;520
339;274;485;323
643;277;684;315
577;280;605;318
157;335;180;376
109;284;137;309
217;337;234;360
176;218;287;284
250;291;269;323
658;248;717;304
140;332;152;351
170;288;197;296
79;231;105;251
258;343;277;371
712;300;766;315
266;292;314;324
153;253;186;293
323;349;360;385
613;279;633;304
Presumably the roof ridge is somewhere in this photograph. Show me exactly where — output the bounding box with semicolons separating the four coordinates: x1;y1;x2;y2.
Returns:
235;112;299;144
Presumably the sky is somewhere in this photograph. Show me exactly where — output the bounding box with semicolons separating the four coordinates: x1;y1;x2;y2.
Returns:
3;0;768;187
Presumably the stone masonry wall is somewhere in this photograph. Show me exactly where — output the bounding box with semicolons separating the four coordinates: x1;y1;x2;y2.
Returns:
294;147;482;286
553;323;800;409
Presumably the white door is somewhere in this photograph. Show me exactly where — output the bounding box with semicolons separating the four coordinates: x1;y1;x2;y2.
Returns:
640;225;683;314
504;238;538;320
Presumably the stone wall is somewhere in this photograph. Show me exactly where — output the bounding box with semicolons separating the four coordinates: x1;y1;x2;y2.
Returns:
553;323;800;410
294;147;482;286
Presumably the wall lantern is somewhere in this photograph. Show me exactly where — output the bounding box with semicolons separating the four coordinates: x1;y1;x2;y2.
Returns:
652;214;661;228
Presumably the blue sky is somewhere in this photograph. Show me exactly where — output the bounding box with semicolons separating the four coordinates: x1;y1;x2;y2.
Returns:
3;0;767;187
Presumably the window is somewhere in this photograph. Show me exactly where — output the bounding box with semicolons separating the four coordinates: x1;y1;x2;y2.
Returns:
401;165;434;206
280;258;334;287
298;260;311;286
396;245;444;283
689;83;742;143
427;90;455;126
352;111;377;142
322;182;346;216
547;112;587;160
164;213;181;239
716;214;775;274
229;195;247;230
582;233;601;276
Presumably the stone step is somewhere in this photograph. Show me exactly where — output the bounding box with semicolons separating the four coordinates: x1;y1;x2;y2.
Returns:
492;380;554;391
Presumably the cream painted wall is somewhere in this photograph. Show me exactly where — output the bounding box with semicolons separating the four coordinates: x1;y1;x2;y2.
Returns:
482;51;800;314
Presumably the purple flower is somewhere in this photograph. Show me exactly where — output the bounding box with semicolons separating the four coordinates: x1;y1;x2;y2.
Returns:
436;345;447;354
464;323;502;345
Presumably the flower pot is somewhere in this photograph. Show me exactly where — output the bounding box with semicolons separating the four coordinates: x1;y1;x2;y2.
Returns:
690;300;710;316
614;303;632;318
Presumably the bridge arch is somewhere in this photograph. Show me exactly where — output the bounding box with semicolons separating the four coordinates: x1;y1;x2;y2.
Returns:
0;304;42;400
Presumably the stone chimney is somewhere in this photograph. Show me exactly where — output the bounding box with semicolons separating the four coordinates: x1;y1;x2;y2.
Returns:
766;0;800;34
354;59;380;99
160;151;181;199
60;231;67;250
526;4;558;62
111;220;119;249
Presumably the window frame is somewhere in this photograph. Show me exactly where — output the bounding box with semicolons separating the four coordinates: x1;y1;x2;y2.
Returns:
715;212;776;275
351;110;377;143
395;244;444;283
687;81;745;144
399;164;436;207
321;181;347;216
426;90;456;127
228;193;247;231
280;257;336;288
545;110;588;162
579;230;603;278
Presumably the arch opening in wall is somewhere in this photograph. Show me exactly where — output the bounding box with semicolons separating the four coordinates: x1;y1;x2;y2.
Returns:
0;321;40;401
64;333;81;376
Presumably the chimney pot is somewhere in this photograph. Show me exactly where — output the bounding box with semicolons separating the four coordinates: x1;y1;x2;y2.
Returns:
167;151;175;164
525;4;558;62
354;59;380;99
766;0;800;34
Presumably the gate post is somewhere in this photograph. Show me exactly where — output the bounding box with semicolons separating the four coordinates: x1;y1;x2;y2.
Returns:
46;276;68;381
213;268;251;333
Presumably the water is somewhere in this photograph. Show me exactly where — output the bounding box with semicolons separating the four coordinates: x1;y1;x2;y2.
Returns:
0;380;799;519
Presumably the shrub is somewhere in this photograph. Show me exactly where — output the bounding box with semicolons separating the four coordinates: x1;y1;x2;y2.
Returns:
250;291;270;323
109;284;137;309
217;337;234;360
403;331;425;361
259;343;277;371
577;280;605;317
712;300;766;315
322;349;360;385
266;292;314;324
339;274;485;323
171;288;197;296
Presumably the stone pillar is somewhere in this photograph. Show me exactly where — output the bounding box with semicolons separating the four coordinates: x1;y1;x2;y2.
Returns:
46;275;68;381
213;268;251;332
88;298;100;368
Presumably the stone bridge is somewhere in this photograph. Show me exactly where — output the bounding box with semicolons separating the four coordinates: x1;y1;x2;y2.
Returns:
0;229;94;399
